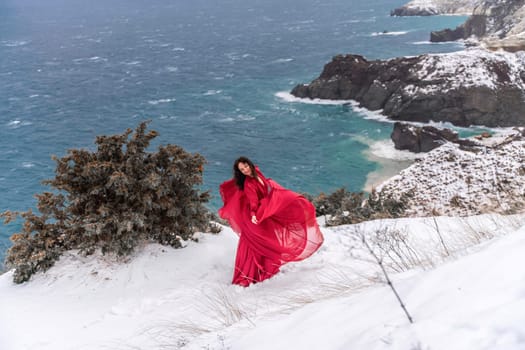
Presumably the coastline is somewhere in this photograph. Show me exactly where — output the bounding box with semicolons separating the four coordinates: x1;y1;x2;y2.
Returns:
361;139;418;192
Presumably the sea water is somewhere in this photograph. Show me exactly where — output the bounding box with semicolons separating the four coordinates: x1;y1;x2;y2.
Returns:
0;0;469;265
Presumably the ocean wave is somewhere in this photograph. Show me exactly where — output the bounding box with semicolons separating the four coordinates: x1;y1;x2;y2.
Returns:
349;104;393;123
270;58;294;64
237;114;255;121
159;115;178;120
275;92;354;105
173;47;185;51
367;139;420;161
166;66;179;72
73;56;108;63
7;120;33;128
148;98;176;105
203;90;222;96
122;60;142;66
2;40;29;47
21;162;35;168
339;17;376;24
371;31;408;36
412;41;466;46
218;114;255;123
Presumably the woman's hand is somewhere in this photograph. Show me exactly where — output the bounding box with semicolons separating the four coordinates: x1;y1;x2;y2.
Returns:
251;215;258;225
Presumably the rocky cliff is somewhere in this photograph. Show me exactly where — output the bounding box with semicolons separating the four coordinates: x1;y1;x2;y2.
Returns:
431;0;525;51
291;49;525;127
391;0;482;16
390;122;480;153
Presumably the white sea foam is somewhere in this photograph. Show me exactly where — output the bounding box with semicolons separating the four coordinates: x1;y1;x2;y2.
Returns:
275;91;354;105
203;90;222;96
361;138;418;192
159;115;178;120
22;162;35;168
351;104;393;123
218;114;255;122
368;139;421;161
122;60;141;66
237;114;256;121
412;40;465;46
148;98;176;105
2;40;29;47
173;47;185;51
339;18;375;24
73;56;107;63
166;66;178;72
7;120;32;128
271;58;294;64
371;31;408;36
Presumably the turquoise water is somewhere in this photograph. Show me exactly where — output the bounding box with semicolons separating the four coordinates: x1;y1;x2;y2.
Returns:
0;0;468;265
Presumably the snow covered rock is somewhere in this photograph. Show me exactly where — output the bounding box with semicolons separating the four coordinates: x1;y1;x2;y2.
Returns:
391;0;482;16
431;0;525;51
376;133;525;216
291;49;525;127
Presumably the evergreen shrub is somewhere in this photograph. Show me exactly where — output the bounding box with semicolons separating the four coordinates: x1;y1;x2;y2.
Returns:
2;121;211;283
305;188;412;226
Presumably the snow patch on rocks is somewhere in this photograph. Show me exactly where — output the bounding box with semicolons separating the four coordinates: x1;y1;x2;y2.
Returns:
376;131;525;216
409;48;525;94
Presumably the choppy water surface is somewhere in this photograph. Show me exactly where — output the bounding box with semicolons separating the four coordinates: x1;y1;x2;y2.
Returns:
0;0;469;263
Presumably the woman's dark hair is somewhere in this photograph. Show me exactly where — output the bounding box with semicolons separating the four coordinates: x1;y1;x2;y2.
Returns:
233;156;257;190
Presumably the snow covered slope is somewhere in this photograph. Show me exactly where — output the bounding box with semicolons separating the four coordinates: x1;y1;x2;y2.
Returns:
1;213;525;349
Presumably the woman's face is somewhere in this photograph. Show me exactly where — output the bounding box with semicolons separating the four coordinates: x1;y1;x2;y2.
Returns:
238;162;252;177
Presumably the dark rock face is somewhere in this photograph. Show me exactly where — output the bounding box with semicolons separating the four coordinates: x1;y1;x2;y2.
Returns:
390;122;479;153
391;122;454;153
290;52;525;127
430;27;465;42
431;15;486;42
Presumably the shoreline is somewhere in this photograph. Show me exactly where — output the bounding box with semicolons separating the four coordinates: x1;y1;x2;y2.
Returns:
359;137;419;193
363;156;414;193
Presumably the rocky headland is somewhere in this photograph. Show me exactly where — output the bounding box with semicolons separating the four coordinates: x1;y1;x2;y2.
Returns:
291;49;525;127
430;0;525;52
292;0;525;216
391;0;483;16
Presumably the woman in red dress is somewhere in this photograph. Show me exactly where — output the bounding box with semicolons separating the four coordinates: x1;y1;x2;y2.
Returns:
219;157;324;287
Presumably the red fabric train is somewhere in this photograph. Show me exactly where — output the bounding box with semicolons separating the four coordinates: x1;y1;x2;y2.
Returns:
219;167;324;287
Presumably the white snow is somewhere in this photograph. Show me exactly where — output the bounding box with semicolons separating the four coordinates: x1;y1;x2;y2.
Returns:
408;48;525;94
396;0;482;15
376;134;525;216
1;211;525;349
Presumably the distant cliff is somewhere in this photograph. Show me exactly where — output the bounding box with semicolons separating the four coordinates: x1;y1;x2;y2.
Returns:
391;0;482;16
291;49;525;127
431;0;525;52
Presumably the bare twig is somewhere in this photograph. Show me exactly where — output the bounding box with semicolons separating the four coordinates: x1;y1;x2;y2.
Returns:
432;217;450;257
360;233;414;324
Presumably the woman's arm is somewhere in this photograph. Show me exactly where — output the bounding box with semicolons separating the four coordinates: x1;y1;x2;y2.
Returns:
243;180;259;224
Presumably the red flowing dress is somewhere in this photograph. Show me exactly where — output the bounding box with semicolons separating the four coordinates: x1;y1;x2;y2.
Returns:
219;167;324;287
